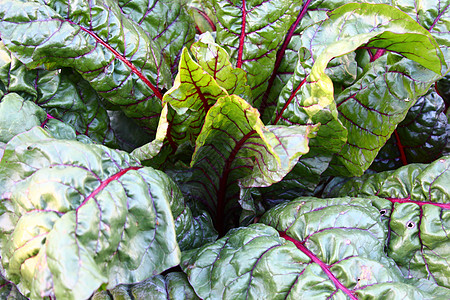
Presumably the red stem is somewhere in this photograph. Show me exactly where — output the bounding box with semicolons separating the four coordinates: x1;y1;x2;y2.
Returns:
273;77;307;125
77;166;141;210
194;8;216;32
66;20;163;100
385;197;450;209
261;0;312;111
216;129;256;236
279;231;359;300
236;0;247;68
393;130;408;166
369;49;386;62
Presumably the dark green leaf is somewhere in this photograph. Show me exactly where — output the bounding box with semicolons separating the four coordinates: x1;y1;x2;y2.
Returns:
118;0;196;77
213;0;303;105
371;90;448;171
0;43;118;147
91;272;199;300
0;0;171;135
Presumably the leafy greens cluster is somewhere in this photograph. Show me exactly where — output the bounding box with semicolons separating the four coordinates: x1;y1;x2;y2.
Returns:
0;0;449;299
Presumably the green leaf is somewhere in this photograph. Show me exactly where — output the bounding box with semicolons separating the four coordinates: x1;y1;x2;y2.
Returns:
274;3;445;177
90;272;199;300
333;157;450;288
190;33;251;101
393;0;450;67
0;43;118;147
0;273;27;300
0;93;95;145
0;0;171;135
133;38;252;163
118;0;196;76
371;89;448;171
182;198;450;299
163;47;228;145
187;95;316;233
0;93;46;143
213;0;303;105
0;128;181;299
187;0;216;34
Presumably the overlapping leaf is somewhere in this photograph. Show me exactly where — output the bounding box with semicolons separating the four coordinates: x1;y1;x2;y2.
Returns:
190;33;251;101
91;272;199;300
185;95;316;233
273;3;445;178
371;90;448;171
0;128;187;299
187;0;216;34
132;35;251;164
0;43;118;147
0;0;171;135
333;157;450;288
0;92;97;146
213;0;302;105
118;0;196;76
394;0;450;67
182;198;450;299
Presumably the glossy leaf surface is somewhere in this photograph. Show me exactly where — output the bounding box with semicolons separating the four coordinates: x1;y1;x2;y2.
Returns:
118;0;196;76
0;0;171;135
371;90;448;171
0;128;181;299
182;198;450;299
0;43;118;147
91;272;199;300
213;0;302;104
334;157;450;288
274;3;445;177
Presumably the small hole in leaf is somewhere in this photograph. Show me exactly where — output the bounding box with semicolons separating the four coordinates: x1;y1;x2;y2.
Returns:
380;209;387;215
407;221;415;228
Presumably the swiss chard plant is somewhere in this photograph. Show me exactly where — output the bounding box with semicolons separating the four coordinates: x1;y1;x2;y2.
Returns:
0;0;449;299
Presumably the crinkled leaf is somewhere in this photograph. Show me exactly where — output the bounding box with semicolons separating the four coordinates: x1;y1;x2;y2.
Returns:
118;0;196;76
0;93;94;145
213;0;302;105
186;94;316;234
436;73;450;108
131;45;229;163
91;272;199;300
190;33;251;101
371;90;448;171
274;3;445;178
394;0;450;66
0;43;118;147
0;0;171;135
0;128;182;299
163;47;228;145
133;38;252;164
182;198;450;299
334;157;450;288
